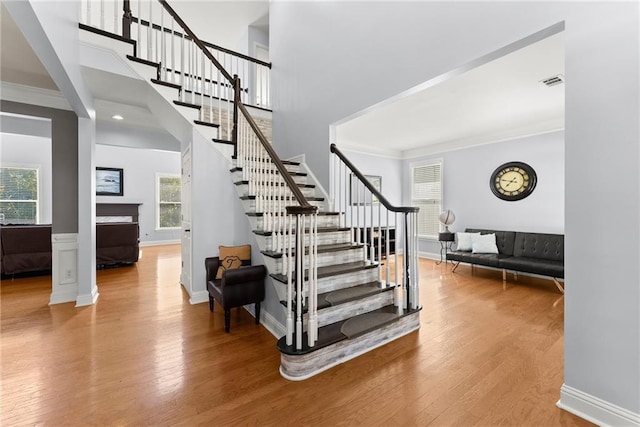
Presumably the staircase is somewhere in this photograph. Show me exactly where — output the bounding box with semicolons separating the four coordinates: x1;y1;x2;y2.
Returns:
79;0;422;380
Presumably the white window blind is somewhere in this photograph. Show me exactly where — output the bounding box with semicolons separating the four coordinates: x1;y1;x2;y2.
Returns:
0;166;39;224
157;175;181;229
411;162;442;239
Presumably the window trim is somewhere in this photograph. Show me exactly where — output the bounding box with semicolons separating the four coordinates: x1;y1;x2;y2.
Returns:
410;158;443;240
156;173;182;231
0;163;41;224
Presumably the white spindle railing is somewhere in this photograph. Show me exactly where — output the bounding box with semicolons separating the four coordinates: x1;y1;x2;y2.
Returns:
81;0;317;349
237;110;319;350
79;0;271;110
330;144;421;312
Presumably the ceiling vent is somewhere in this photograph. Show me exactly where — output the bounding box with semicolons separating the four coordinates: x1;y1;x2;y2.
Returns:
541;74;565;87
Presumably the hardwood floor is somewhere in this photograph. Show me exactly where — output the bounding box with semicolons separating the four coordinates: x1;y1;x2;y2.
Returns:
1;245;591;426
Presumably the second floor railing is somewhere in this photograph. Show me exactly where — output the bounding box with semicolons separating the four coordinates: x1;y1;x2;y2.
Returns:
79;0;271;109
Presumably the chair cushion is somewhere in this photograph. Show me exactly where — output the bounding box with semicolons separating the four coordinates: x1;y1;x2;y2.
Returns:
447;251;510;268
216;245;251;279
499;256;564;278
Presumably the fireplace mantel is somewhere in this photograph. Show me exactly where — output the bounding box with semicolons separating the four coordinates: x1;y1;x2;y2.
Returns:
96;203;142;223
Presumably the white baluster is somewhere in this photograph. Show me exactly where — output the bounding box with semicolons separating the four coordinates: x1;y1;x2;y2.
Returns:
137;0;141;53
385;209;390;288
377;203;382;282
295;214;303;351
308;213;316;348
147;0;151;60
286;212;293;346
86;0;91;26
394;212;401;310
170;17;175;83
100;0;104;30
113;0;118;34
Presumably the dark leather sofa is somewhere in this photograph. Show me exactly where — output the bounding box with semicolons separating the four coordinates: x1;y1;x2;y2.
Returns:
0;223;139;275
447;228;564;292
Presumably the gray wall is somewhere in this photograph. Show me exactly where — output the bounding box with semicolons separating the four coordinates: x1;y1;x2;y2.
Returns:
270;0;639;416
1;100;78;233
404;131;565;255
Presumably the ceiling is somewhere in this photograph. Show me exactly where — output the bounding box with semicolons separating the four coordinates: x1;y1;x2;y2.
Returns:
336;32;565;158
2;2;563;158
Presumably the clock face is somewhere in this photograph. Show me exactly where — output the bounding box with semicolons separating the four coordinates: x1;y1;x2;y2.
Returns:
490;162;537;201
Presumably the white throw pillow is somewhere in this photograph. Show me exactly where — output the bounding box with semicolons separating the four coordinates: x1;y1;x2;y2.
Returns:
472;233;499;254
456;232;480;252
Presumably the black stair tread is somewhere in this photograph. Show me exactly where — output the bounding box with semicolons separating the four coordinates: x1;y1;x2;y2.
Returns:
173;100;201;109
151;79;181;90
253;226;348;236
126;54;159;68
277;306;421;356
230;167;307;177
194;120;220;128
247;211;339;217
270;260;378;284
262;242;364;258
234;180;315;189
213;139;234;146
240;195;324;202
281;281;392;311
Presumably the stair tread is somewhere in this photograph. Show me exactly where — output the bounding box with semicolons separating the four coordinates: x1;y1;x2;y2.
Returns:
277;306;421;355
281;281;392;311
253;226;348;236
194;120;220;128
151;79;181;90
126;54;159;68
174;100;201;109
262;242;364;258
213;138;234;145
234;180;315;189
240;195;324;202
230;167;307;177
247;211;338;217
270;260;378;283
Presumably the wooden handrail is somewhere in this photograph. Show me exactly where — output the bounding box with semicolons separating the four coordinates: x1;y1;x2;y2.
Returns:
330;143;418;214
158;0;234;83
129;17;272;68
237;101;316;212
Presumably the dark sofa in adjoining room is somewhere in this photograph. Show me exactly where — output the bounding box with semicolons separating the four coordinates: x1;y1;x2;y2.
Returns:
447;228;564;293
1;223;140;275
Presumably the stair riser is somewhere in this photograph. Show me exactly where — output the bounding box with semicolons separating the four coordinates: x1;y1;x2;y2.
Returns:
271;267;379;302
280;312;421;381
255;230;352;252
231;170;307;185
233;160;301;174
241;199;324;213
263;247;365;274
235;183;316;198
316;290;393;327
248;215;340;231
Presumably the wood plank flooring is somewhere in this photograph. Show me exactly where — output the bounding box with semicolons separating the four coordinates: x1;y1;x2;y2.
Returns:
1;245;592;426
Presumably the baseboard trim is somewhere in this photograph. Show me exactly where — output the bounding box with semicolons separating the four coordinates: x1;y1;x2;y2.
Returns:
76;288;100;307
419;251;440;261
557;384;640;426
139;239;181;247
188;290;209;305
49;289;77;305
260;309;286;339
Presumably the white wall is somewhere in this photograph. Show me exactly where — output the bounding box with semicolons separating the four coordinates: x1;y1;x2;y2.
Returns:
405;131;565;255
270;1;640;421
95;144;181;245
0;132;53;224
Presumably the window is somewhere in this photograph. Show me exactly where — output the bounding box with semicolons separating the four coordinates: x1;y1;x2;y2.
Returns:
157;175;181;229
0;166;39;224
411;161;442;239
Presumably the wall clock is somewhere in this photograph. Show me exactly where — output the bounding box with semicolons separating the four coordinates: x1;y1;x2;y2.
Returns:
490;161;537;201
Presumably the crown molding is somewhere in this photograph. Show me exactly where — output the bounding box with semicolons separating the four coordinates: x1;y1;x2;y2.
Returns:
1;81;71;111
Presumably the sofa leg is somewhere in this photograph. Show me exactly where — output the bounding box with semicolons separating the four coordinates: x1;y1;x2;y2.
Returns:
452;261;460;273
553;278;565;294
209;295;214;312
514;271;519;281
224;309;231;333
255;302;261;325
502;269;506;282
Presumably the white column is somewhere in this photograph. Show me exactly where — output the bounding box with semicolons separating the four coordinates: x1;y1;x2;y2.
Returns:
75;115;98;306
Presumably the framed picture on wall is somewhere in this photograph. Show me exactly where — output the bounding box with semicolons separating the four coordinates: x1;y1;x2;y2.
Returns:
350;174;381;205
96;167;124;196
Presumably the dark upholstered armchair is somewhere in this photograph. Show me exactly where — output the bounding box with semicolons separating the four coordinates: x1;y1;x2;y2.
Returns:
205;256;266;332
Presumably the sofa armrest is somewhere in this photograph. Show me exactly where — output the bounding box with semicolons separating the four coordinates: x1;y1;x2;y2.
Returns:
205;257;220;281
222;264;267;287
